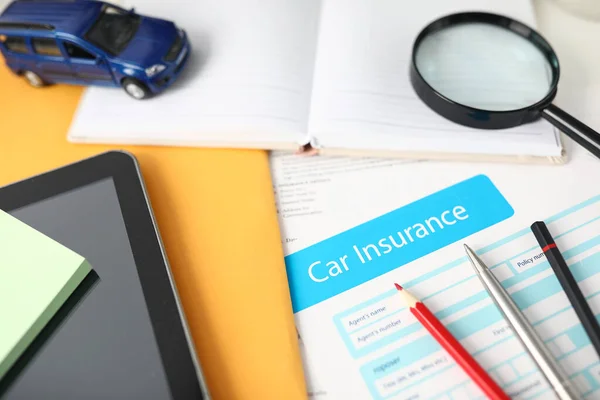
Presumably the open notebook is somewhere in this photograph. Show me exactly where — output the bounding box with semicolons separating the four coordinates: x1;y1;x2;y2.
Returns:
67;0;565;164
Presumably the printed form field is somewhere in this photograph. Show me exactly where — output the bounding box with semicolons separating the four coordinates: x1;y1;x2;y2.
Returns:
333;196;600;400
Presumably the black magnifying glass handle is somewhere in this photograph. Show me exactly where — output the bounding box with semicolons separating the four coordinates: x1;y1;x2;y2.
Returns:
542;104;600;160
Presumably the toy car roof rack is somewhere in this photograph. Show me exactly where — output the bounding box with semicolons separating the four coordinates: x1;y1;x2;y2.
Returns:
0;22;55;31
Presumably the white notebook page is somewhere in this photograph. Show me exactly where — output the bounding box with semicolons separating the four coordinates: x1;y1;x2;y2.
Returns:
68;0;321;147
306;0;563;157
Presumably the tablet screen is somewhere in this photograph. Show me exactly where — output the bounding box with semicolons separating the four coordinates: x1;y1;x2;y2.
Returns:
3;178;173;399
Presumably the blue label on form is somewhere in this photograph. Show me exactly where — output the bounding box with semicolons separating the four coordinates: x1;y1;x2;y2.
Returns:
285;175;514;313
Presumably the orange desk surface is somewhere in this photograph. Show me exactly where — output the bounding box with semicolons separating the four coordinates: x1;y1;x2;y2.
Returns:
0;67;307;400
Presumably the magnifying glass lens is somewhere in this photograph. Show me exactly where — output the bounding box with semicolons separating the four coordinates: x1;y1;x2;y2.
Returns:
415;23;554;111
411;13;600;160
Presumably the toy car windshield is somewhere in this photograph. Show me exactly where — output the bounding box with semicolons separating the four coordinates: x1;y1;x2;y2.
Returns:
85;5;141;56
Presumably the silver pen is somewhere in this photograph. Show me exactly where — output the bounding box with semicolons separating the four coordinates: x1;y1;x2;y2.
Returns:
464;244;579;400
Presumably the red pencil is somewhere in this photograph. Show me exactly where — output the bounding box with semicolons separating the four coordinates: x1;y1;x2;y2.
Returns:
394;283;509;400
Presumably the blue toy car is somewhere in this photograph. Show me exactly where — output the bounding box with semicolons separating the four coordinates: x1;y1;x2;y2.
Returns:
0;0;190;99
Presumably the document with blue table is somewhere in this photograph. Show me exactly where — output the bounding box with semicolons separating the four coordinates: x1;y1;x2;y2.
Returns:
271;150;600;399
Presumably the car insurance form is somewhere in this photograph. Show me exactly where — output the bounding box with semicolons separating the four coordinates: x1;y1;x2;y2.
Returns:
270;148;600;399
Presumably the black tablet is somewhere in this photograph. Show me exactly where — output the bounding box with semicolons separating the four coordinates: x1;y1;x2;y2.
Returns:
0;151;209;400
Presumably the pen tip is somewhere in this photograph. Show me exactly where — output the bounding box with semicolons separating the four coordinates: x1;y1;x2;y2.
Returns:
394;283;403;291
463;243;489;272
464;243;476;257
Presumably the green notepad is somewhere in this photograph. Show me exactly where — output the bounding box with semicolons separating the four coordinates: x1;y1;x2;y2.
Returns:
0;210;92;379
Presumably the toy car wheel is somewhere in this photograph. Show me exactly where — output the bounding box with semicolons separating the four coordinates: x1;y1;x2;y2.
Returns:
122;78;151;100
23;71;45;88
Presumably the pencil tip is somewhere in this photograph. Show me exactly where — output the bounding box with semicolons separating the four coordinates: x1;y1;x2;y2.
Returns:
394;283;418;307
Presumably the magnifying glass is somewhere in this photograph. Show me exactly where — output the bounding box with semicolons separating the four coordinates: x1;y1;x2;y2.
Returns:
410;12;600;159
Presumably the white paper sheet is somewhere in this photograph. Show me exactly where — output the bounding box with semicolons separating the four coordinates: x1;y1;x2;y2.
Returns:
68;0;321;147
307;0;562;157
271;144;600;399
